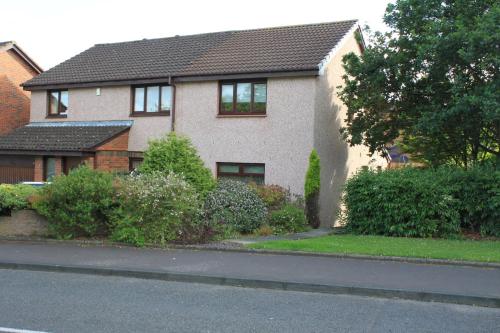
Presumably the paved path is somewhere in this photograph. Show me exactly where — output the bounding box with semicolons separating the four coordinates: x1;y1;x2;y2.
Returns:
1;269;499;333
0;241;498;306
230;227;331;244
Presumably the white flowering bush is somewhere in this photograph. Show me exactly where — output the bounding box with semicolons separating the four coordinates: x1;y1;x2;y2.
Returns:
113;172;209;245
204;179;267;233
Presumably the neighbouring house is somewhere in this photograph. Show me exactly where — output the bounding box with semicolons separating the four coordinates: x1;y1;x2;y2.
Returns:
0;41;43;184
2;20;386;226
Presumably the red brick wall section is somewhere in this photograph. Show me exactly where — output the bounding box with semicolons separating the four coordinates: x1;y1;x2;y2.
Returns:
54;157;63;177
82;156;95;169
34;157;43;182
93;130;130;173
95;130;129;151
95;151;129;172
0;49;38;135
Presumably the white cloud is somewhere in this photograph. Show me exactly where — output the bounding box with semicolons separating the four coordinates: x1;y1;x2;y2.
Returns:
1;0;391;69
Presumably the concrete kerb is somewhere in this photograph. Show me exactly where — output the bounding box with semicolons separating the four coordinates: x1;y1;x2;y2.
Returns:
0;261;498;308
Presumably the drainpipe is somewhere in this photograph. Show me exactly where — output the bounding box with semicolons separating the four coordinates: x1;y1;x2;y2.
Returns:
169;76;176;132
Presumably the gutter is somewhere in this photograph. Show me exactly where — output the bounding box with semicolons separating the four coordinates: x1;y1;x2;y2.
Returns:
21;69;319;91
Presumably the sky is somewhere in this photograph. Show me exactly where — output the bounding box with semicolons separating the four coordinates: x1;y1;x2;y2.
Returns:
1;0;392;70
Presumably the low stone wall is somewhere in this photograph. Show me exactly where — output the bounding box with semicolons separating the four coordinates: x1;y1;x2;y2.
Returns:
0;209;49;237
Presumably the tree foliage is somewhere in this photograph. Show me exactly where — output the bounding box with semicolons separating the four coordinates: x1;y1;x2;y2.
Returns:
339;0;499;168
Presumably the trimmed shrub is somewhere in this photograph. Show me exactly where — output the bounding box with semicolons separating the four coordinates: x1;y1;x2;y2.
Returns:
304;149;321;228
250;184;290;212
204;179;267;233
34;166;116;238
0;184;38;215
140;133;215;196
268;204;308;234
341;167;500;238
438;167;500;237
113;172;213;245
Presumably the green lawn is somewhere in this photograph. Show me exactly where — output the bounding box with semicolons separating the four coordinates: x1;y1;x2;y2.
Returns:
248;235;500;262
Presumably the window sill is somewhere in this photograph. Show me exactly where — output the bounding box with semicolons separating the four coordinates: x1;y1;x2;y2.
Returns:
130;111;170;117
46;114;68;119
217;114;266;118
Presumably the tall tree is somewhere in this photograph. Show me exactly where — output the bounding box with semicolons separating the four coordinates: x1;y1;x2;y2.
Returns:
339;0;499;168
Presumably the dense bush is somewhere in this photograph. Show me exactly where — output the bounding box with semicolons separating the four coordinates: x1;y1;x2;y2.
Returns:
0;184;38;215
268;204;308;234
34;166;116;238
438;167;500;237
140;133;215;196
342;166;500;238
112;172;219;245
305;149;321;228
250;184;290;212
204;179;267;233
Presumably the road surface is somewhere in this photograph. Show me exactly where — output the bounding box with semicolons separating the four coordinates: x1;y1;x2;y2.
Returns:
0;269;498;333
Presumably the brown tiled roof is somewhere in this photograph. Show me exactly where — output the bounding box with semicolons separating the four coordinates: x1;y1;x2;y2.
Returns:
0;121;131;152
23;20;357;88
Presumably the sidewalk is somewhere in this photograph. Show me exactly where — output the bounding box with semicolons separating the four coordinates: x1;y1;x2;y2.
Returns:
0;240;498;307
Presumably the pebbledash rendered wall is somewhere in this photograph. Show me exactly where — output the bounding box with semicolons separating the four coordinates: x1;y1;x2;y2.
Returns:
30;87;171;152
314;32;387;225
175;78;316;201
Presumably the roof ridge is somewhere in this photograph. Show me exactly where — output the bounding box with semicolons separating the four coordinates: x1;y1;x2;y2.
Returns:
23;19;360;88
94;19;358;46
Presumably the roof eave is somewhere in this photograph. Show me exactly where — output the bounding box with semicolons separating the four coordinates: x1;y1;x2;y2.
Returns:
22;69;319;91
0;150;92;156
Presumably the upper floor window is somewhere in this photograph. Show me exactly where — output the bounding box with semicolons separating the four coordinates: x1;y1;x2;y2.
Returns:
219;80;267;115
132;85;172;116
48;90;68;116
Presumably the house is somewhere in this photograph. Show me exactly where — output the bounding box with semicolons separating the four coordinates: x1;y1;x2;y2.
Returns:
0;41;43;183
2;20;386;225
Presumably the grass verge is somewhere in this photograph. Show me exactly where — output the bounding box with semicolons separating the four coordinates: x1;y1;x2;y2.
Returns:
248;234;500;262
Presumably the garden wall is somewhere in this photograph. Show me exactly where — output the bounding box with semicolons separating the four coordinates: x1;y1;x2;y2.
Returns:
0;209;48;237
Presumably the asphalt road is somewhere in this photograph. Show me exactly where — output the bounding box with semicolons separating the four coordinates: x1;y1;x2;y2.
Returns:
0;270;499;333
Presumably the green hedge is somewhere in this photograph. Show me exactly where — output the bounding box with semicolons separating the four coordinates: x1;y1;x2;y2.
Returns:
0;184;38;215
343;167;500;238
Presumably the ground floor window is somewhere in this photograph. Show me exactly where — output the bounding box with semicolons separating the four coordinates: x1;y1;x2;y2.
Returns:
44;157;56;181
216;162;265;184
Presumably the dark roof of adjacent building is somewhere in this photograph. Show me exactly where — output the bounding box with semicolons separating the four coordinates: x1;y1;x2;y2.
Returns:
0;41;43;74
22;20;358;89
0;121;132;153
